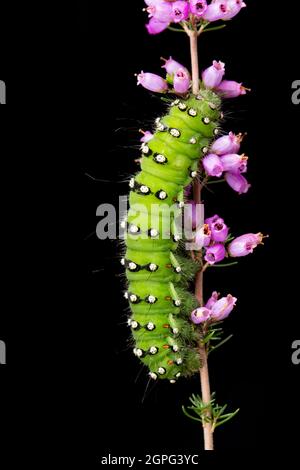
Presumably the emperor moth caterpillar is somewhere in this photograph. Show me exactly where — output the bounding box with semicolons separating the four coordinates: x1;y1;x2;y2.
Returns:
123;89;222;383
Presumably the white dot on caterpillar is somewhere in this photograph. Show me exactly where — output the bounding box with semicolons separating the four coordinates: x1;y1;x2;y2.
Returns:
158;191;167;200
189;137;197;144
124;292;129;299
149;346;158;355
147;295;156;304
176;358;183;365
214;128;220;136
120;258;125;266
128;262;137;270
174;299;181;307
175;372;181;378
203;117;210;124
155;117;161;125
149;263;158;272
131;321;139;329
196;94;203;100
141;145;150;154
175;266;182;273
209;102;217;110
149;372;158;380
130;294;138;302
188;108;197;117
172;328;179;334
135;348;143;357
178;102;187;111
170;379;176;384
130;225;139;233
158;367;166;375
191;171;197;178
202;146;209;154
150;228;159;237
157;122;167;132
172;344;179;352
169;128;180;138
154;154;166;163
146;322;155;330
129;178;135;188
140;185;150;194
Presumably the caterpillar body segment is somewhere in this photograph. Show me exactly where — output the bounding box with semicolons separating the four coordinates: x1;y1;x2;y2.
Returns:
124;91;222;382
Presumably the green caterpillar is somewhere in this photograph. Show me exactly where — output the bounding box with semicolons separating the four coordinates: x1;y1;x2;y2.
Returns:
122;89;222;383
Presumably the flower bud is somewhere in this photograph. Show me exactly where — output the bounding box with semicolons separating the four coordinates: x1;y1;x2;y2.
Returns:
146;17;170;35
211;219;229;242
204;243;226;265
202;1;229;22
202;60;225;89
171;1;190;23
217;80;248;98
173;68;191;94
225;172;250;194
203;153;224;177
222;0;246;20
220;153;248;173
137;72;168;92
140;131;154;143
145;0;173;22
161;56;188;76
190;0;208;17
205;214;223;226
191;307;211;324
228;233;264;257
211;132;243;155
211;294;237;321
195;224;211;249
205;291;220;309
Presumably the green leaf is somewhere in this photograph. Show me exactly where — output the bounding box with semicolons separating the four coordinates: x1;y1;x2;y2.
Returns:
214;408;240;428
206;178;226;185
182;406;202;423
167;26;186;33
209;261;239;268
208;334;233;355
202;24;227;34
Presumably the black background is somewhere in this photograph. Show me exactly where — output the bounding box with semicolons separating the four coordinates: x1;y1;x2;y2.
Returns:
1;0;300;465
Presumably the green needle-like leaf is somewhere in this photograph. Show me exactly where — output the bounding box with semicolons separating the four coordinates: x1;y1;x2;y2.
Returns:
209;261;239;268
167;26;186;33
202;25;227;34
214;408;240;428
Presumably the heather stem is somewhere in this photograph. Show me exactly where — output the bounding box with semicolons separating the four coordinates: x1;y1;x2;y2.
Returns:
188;28;214;451
189;30;200;95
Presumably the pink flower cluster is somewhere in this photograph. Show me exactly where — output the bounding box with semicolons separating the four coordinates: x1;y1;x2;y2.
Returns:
203;132;251;194
144;0;247;35
189;213;264;264
202;60;248;98
137;57;248;100
191;292;237;324
137;57;191;94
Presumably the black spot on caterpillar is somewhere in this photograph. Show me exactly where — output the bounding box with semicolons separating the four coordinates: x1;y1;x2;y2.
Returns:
123;90;222;383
